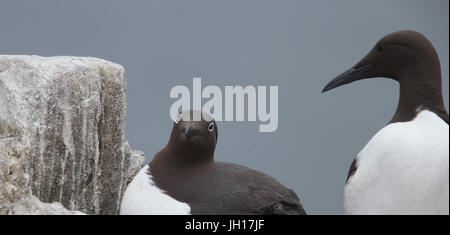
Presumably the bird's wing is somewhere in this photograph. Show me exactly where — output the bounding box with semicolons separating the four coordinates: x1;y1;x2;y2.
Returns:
255;193;307;215
208;162;307;215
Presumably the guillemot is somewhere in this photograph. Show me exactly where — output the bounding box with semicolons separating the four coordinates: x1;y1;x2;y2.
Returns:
322;30;449;215
120;110;306;215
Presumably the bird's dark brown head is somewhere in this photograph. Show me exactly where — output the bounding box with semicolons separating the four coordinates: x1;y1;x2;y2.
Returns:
166;110;218;164
322;30;442;92
322;30;448;124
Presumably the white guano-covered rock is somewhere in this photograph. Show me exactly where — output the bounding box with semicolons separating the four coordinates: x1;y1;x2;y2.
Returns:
0;55;144;214
0;196;85;215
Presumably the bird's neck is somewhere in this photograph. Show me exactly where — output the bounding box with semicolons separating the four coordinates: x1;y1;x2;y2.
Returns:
149;147;213;183
152;146;214;167
391;73;448;124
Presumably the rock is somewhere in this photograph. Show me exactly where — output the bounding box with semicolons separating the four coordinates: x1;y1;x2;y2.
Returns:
0;55;144;214
121;142;146;188
0;196;85;215
0;137;30;206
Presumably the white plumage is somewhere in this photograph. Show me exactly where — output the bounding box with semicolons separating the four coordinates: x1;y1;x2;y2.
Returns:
344;110;449;215
120;165;191;215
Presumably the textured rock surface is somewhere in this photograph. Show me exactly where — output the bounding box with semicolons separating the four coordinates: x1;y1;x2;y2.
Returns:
0;55;144;214
122;143;146;188
0;137;30;206
0;196;85;215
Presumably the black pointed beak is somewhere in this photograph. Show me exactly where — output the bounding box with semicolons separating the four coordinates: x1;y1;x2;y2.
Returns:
322;64;371;93
184;125;199;140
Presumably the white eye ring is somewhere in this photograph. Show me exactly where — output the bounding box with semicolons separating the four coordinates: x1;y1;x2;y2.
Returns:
174;117;181;124
208;122;215;132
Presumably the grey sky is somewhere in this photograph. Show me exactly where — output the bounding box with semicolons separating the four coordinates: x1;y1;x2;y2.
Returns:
1;0;448;214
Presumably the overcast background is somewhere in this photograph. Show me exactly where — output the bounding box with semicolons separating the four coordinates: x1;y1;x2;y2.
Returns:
1;0;448;214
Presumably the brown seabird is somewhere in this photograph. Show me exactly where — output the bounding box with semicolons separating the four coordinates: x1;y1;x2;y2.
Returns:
323;30;449;215
120;110;306;215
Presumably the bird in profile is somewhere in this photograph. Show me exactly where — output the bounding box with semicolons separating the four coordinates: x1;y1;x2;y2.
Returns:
120;110;307;215
322;30;449;215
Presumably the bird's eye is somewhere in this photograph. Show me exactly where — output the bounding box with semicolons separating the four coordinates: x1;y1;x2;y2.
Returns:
377;44;384;52
174;117;181;124
208;122;215;132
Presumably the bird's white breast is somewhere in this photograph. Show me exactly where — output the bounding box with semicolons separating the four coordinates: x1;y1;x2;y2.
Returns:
344;110;449;215
120;165;191;215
